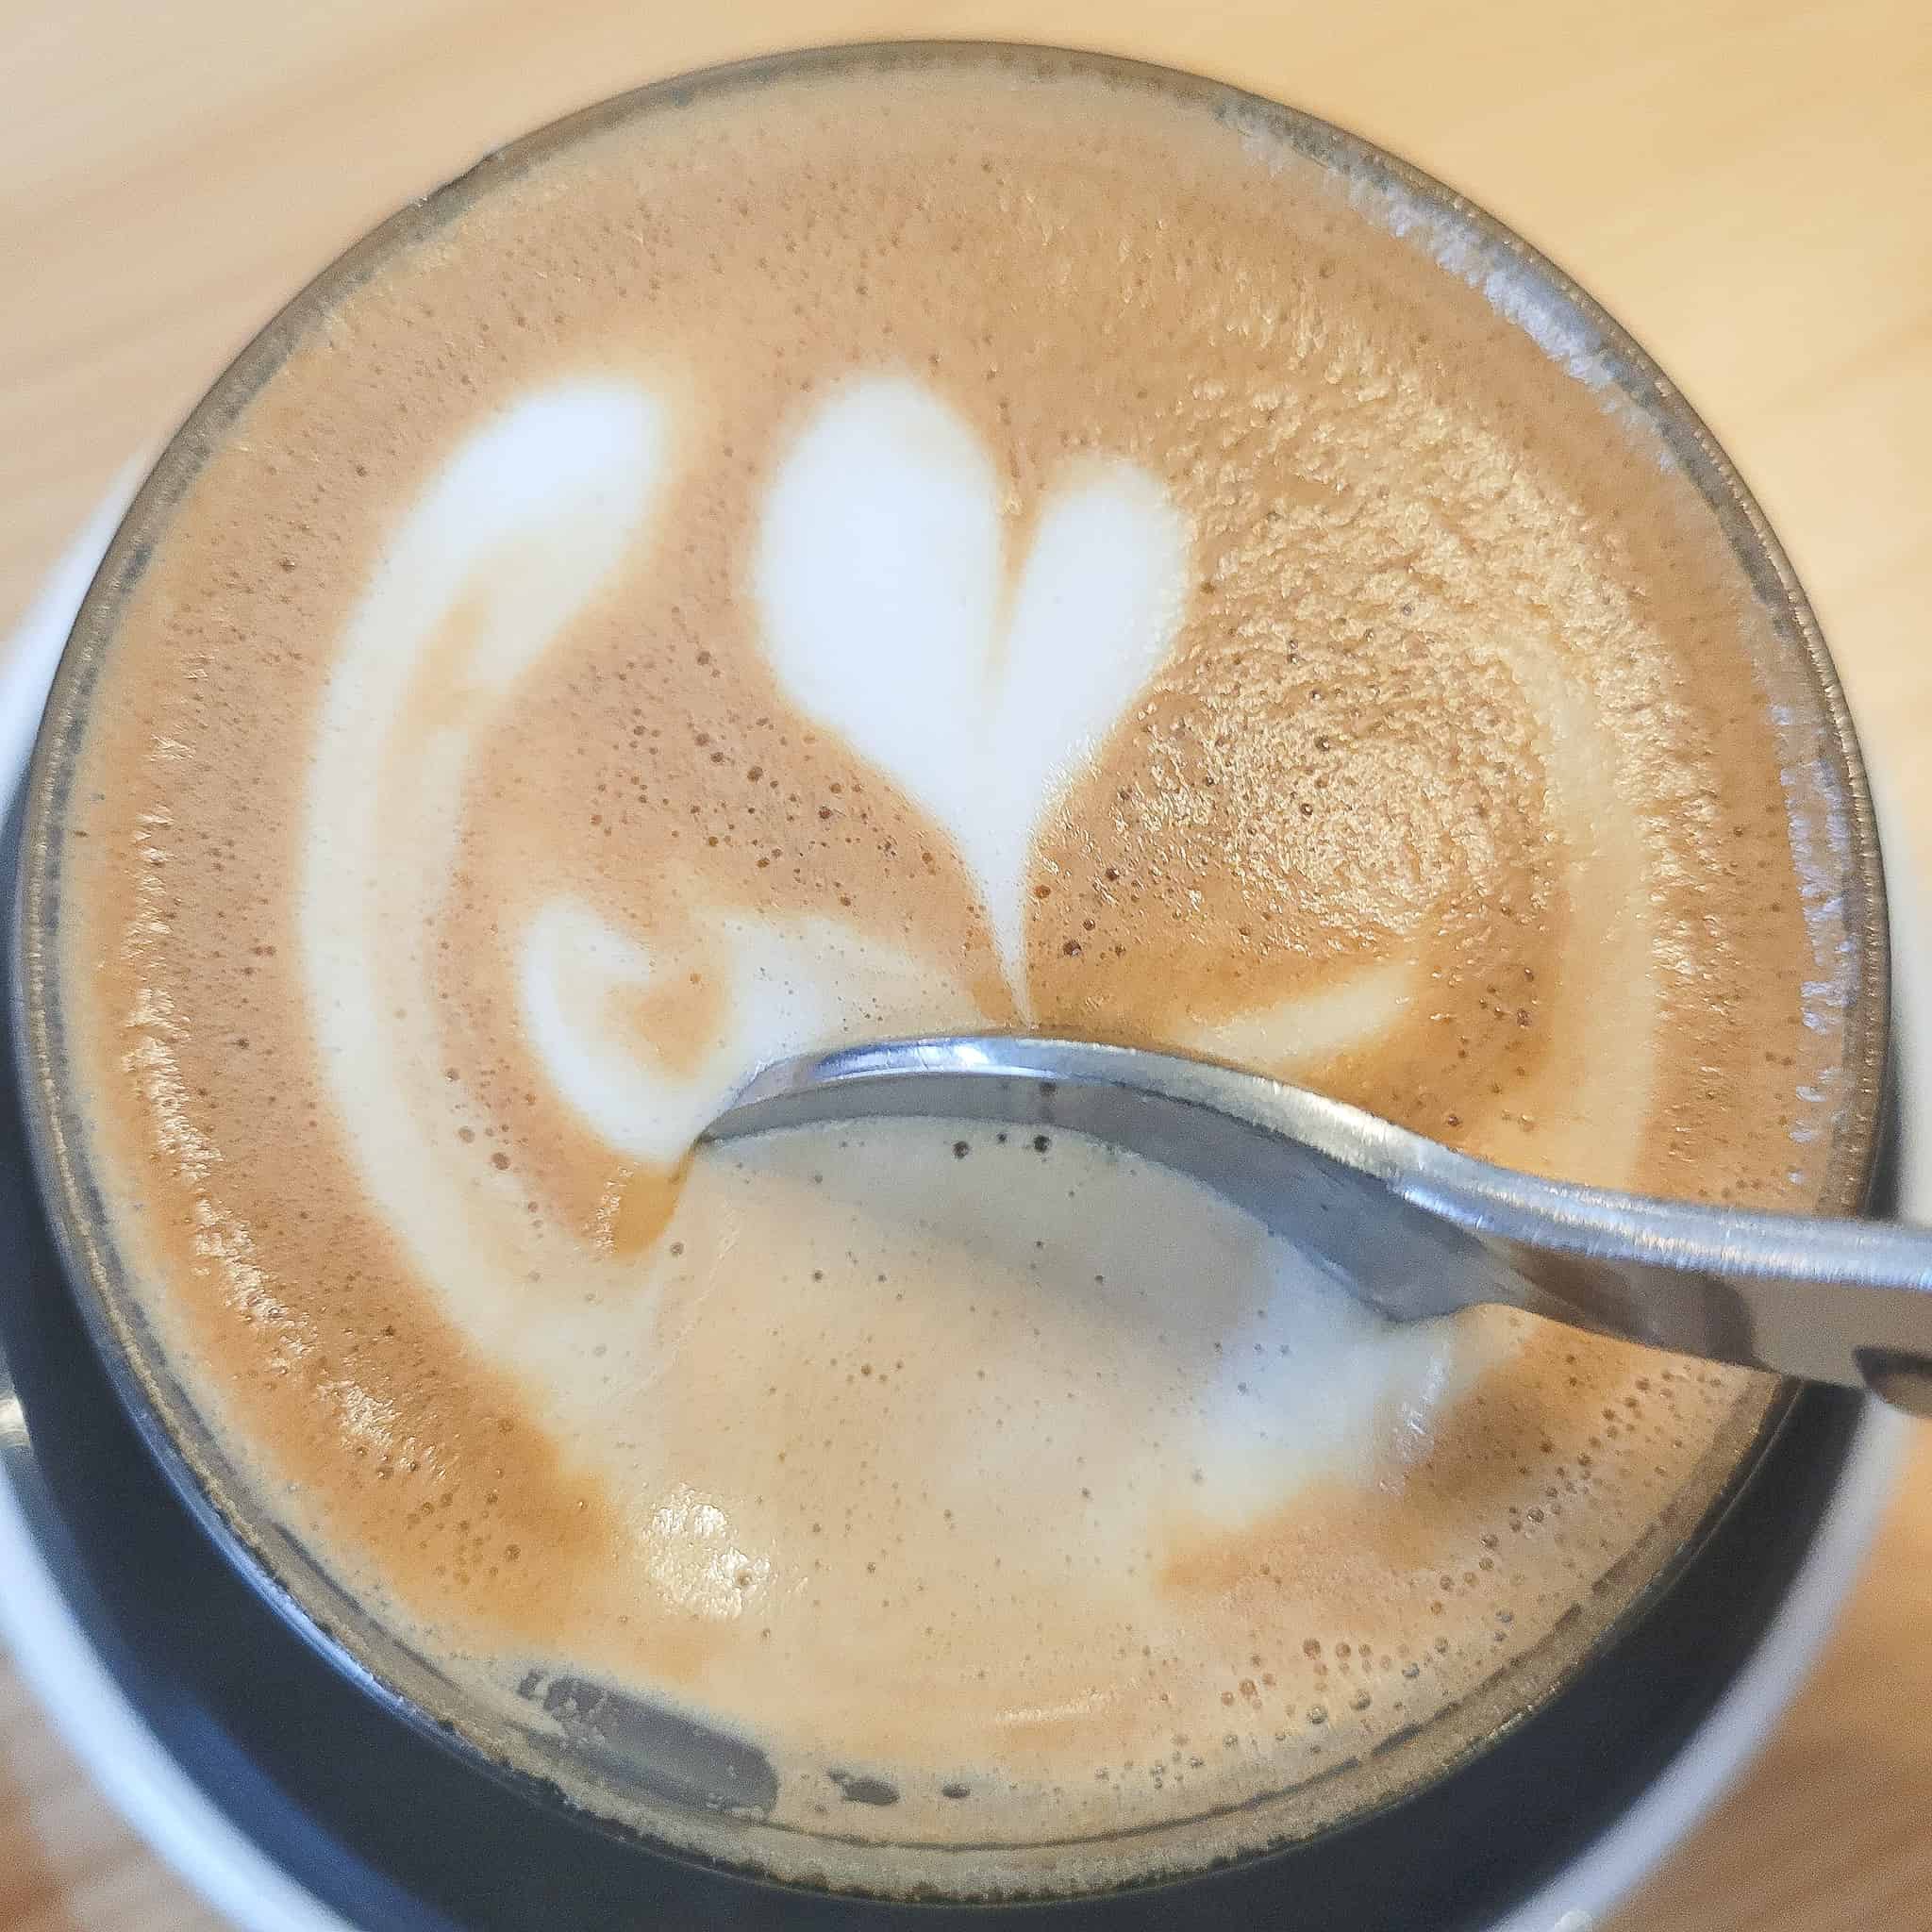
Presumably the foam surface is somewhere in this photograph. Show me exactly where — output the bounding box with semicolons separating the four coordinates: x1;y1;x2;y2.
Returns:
52;55;1856;1886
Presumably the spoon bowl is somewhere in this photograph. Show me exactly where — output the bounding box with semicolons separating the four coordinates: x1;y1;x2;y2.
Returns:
705;1034;1932;1415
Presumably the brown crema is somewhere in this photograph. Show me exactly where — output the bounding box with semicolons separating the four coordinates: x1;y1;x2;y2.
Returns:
51;57;1849;1878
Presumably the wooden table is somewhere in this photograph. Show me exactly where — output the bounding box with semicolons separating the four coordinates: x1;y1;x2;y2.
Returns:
3;2;1928;1925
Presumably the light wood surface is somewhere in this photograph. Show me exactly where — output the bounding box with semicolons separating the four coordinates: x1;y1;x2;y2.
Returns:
4;3;1929;1926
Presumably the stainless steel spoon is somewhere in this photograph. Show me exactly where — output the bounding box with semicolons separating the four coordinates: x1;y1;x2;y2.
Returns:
702;1033;1932;1417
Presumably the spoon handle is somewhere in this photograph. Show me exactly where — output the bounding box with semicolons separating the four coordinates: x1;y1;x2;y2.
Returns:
1398;1156;1932;1415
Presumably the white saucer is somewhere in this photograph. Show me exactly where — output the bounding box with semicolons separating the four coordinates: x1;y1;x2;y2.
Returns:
0;488;1919;1932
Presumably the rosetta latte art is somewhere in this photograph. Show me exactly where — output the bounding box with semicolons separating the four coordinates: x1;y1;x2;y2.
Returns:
305;371;1429;1289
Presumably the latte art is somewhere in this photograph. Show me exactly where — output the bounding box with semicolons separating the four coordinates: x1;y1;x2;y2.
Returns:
318;367;1404;1242
756;374;1191;993
51;55;1857;1890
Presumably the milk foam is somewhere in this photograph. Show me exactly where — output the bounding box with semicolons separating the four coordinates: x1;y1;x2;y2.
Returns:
275;356;1494;1833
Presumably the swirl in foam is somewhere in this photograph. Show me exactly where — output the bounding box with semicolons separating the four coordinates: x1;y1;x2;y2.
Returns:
55;58;1854;1880
756;374;1192;992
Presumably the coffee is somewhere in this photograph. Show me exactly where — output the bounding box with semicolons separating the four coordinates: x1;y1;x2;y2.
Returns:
43;51;1857;1888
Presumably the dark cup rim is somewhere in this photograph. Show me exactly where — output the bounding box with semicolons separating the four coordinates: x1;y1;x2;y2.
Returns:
8;36;1894;1904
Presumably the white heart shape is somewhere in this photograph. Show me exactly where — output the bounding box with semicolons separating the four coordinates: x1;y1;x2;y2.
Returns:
754;375;1191;996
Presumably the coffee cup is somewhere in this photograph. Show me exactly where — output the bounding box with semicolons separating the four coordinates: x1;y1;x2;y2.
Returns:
11;42;1890;1907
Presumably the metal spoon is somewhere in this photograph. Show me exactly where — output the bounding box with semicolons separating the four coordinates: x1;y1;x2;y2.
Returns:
702;1033;1932;1417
